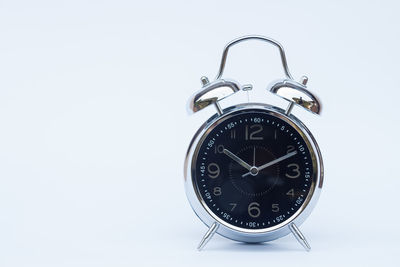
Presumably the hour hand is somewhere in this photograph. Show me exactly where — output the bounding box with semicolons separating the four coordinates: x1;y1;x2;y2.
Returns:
223;148;252;171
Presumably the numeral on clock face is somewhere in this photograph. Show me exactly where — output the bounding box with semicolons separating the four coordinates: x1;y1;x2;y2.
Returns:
248;202;261;218
213;187;222;196
287;145;296;153
214;145;224;154
230;129;236;139
272;204;279;212
245;125;263;140
286;163;300;178
286;188;295;197
229;203;237;211
207;163;220;178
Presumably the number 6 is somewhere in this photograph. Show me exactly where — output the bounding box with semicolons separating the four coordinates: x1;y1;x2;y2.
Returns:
248;202;261;218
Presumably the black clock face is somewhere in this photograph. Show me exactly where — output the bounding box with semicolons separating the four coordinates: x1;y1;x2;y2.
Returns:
193;109;316;230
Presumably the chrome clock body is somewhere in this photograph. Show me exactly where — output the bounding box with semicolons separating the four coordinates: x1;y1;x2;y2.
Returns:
184;103;323;243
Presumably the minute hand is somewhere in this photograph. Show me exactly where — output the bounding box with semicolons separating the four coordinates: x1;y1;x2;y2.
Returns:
242;151;298;178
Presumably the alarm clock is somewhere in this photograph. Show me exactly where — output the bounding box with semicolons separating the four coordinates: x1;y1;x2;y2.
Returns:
184;35;323;251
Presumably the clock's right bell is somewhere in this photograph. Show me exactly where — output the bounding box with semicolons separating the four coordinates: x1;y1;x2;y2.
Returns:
268;77;322;115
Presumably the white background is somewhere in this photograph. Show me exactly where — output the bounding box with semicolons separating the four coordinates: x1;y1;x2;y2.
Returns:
1;0;399;266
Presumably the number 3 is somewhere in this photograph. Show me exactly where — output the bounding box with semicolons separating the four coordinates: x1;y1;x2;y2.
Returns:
285;163;300;178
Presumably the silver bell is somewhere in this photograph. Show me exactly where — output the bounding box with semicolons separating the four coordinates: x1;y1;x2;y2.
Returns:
268;76;322;115
187;77;248;114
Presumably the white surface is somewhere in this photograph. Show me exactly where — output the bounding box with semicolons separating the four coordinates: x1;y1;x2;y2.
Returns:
0;0;399;266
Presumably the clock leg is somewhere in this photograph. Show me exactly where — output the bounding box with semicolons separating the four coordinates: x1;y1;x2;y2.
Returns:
289;223;311;251
197;222;219;251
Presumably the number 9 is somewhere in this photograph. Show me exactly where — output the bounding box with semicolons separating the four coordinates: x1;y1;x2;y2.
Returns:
207;163;220;179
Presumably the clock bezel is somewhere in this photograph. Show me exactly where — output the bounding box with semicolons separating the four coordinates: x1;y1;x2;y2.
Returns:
184;103;323;243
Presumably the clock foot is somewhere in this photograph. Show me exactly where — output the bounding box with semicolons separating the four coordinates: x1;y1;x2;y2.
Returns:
197;222;219;251
289;223;311;251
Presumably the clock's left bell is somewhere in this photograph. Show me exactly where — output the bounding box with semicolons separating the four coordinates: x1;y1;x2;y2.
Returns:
187;77;249;115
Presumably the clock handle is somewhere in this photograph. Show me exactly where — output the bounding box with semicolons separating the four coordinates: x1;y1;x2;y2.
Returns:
188;35;321;116
215;35;294;80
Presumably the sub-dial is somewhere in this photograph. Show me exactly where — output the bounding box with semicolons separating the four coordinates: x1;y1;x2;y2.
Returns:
227;146;280;197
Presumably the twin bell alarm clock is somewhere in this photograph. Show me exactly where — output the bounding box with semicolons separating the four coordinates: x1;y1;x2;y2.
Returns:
184;35;323;251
